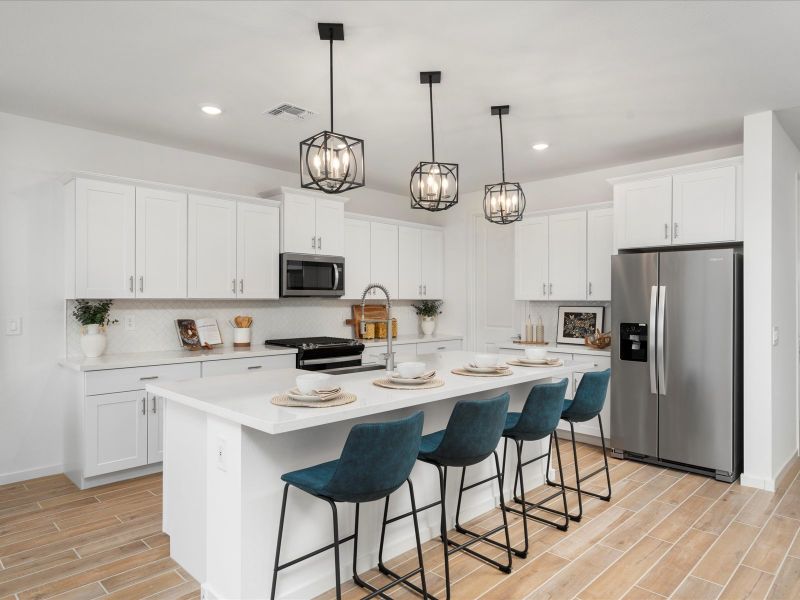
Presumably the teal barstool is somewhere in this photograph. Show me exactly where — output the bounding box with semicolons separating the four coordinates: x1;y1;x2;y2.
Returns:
501;378;570;558
271;412;427;600
546;369;612;521
379;394;512;600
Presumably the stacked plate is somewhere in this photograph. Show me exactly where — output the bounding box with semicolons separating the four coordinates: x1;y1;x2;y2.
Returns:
463;363;512;374
286;386;343;402
387;370;437;386
513;357;563;367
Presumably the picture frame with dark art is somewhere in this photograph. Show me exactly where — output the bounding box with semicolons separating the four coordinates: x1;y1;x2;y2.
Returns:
557;306;605;345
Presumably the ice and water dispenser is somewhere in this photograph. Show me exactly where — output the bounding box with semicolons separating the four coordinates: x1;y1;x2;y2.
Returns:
619;323;648;362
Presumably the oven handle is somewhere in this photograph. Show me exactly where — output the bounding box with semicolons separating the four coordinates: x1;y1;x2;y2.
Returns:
332;263;340;291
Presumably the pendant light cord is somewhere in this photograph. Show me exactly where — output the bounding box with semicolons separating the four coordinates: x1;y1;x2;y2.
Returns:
329;31;334;132
498;112;506;181
429;80;435;162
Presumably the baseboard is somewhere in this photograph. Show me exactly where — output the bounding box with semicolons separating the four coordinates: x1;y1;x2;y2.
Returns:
0;463;64;486
775;452;799;491
740;472;776;492
67;463;163;490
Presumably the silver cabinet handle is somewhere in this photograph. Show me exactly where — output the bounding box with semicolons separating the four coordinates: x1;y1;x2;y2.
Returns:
240;279;244;294
139;375;159;381
151;396;157;414
232;279;236;294
542;283;546;296
649;286;658;394
139;276;144;293
437;346;446;350
141;397;146;415
247;365;262;370
311;236;316;250
673;223;679;239
549;283;553;295
418;284;422;295
664;223;669;240
588;281;593;296
129;276;134;293
318;236;322;250
657;285;667;395
423;284;427;295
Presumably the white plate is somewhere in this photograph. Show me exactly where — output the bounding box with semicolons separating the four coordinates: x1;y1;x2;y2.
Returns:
286;388;341;402
464;364;509;374
389;375;431;385
518;358;548;365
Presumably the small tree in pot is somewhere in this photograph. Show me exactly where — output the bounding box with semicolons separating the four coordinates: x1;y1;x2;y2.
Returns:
411;300;443;337
72;300;118;357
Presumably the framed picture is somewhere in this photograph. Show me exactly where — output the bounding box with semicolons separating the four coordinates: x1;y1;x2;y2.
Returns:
557;306;605;345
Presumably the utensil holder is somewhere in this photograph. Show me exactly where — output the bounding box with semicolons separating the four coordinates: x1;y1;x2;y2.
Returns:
233;327;252;348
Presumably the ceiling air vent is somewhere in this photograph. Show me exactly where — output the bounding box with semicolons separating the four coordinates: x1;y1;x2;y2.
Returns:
264;103;316;122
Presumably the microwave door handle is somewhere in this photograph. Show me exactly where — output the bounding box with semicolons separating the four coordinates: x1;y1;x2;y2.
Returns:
657;285;666;395
649;285;658;395
332;263;340;291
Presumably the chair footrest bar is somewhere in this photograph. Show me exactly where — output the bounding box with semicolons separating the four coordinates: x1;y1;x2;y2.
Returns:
446;536;512;573
276;532;356;571
377;564;436;600
551;481;611;500
519;452;550;468
357;565;426;600
384;499;442;526
503;504;568;531
461;473;501;493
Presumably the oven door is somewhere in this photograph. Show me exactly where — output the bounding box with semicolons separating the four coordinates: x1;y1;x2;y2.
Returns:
280;253;345;297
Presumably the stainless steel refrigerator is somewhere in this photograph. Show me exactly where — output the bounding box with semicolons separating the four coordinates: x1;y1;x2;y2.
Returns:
610;248;742;482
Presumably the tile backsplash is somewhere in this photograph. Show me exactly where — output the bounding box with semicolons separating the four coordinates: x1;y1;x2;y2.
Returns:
65;299;423;356
518;301;611;344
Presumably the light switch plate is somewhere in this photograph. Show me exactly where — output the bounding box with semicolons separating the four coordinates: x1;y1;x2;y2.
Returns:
125;314;136;331
5;317;21;336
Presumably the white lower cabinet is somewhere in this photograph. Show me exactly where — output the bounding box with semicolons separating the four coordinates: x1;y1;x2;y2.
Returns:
201;354;295;377
85;390;149;477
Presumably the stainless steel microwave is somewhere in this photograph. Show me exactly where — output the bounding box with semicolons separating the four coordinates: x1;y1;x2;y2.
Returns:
280;253;345;297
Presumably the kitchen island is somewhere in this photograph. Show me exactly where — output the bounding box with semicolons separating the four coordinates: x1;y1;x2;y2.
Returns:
148;351;584;600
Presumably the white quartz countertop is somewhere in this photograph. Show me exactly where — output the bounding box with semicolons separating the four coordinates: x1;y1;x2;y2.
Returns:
497;342;611;357
59;345;298;372
147;350;585;435
362;333;462;347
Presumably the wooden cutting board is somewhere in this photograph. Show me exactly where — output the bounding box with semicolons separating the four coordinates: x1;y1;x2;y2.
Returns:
345;304;397;339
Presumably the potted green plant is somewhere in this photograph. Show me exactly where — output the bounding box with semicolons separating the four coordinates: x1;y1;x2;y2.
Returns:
72;300;118;357
411;300;443;336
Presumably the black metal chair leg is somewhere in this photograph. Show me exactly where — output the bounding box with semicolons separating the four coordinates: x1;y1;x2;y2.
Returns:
545;432;556;487
270;483;290;600
437;466;452;600
492;451;514;573
552;429;570;529
376;495;391;570
597;415;612;501
326;498;342;599
408;479;429;599
568;422;584;522
513;441;529;558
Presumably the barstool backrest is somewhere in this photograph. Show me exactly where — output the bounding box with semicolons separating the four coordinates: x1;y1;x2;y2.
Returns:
507;378;569;441
429;393;510;467
564;369;611;422
326;411;424;502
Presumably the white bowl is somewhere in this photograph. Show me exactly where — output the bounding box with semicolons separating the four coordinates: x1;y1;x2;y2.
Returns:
474;353;499;368
525;347;548;360
296;373;333;395
396;362;426;379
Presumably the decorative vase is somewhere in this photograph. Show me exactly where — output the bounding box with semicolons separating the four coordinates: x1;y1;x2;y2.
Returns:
80;324;107;358
421;316;436;336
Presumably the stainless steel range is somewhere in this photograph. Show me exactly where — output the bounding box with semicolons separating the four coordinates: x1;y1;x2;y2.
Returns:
265;336;375;374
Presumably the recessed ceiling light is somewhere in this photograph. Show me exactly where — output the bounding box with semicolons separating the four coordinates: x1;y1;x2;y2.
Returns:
200;105;222;116
532;143;549;151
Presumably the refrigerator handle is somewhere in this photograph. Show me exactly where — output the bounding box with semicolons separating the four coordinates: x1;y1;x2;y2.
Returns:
657;285;667;395
649;286;658;394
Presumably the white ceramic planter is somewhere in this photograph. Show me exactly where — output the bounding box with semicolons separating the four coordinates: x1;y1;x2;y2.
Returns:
420;316;436;336
80;324;107;358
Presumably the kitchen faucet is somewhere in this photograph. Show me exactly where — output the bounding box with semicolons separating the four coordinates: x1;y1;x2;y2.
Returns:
360;283;395;373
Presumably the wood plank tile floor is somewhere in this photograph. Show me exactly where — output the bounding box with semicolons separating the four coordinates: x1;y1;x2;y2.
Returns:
1;441;797;600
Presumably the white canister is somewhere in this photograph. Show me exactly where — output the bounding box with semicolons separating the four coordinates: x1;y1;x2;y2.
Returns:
233;327;252;348
80;324;107;358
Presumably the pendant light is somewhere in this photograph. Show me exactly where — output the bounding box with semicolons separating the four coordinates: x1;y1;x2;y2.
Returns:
410;71;458;211
300;23;365;194
483;105;526;224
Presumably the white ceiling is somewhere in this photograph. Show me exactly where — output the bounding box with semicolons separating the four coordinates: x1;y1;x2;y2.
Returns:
2;1;800;195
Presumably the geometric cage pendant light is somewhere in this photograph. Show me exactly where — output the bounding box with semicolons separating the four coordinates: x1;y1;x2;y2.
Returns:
483;105;526;224
410;71;458;211
300;23;365;194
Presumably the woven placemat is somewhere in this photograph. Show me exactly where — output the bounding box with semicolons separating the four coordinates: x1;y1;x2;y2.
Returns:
507;359;564;368
271;392;357;408
451;368;513;377
372;377;445;390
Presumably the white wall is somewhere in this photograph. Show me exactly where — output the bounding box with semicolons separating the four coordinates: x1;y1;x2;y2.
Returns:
741;111;800;490
0;111;435;483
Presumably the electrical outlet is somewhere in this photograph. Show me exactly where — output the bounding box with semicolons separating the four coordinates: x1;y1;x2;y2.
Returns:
125;314;136;331
5;317;21;336
773;326;780;347
216;436;227;472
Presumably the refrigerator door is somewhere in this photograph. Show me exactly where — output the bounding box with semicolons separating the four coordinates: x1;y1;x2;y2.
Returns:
658;249;735;473
611;253;659;457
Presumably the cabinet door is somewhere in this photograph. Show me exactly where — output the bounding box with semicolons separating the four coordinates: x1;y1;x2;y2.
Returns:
85;391;148;477
135;187;187;298
343;219;372;299
614;177;673;249
75;179;136;298
237;202;279;299
672;166;736;245
281;195;317;254
549;211;587;300
420;229;444;299
315;199;345;255
514;217;548;300
147;393;163;464
398;226;422;299
187;195;237;298
369;222;399;300
586;208;613;301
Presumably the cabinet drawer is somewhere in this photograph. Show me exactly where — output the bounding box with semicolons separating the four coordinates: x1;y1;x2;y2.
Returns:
85;363;201;396
417;339;462;354
201;354;295;377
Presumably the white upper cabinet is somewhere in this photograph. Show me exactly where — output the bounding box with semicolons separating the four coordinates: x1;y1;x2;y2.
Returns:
343;218;372;299
548;211;587;301
237;202;280;299
369;222;399;300
74;178;136;298
672;165;736;245
279;190;346;256
514;217;549;300
135;187;187;299
420;229;444;299
587;208;614;301
398;226;422;299
614;176;673;249
187;195;237;298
